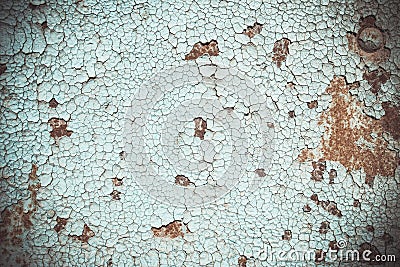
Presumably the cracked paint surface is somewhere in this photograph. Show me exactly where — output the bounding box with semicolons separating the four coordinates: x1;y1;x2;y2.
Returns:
0;0;399;266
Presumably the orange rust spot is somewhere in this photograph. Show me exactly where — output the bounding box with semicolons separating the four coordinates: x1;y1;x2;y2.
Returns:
71;224;95;243
238;255;248;267
151;220;187;238
311;159;326;181
282;230;292;240
363;68;390;94
307;100;318;109
49;98;59;108
297;148;314;162
310;194;342;217
272;38;291;68
48;118;73;139
29;164;38;180
175;175;192;186
346;16;390;64
54;217;68;233
315;249;325;263
194;117;207;140
319;221;330;234
254;168;266;177
319;76;398;180
243;22;263;38
185;40;219;60
381;102;400;141
112;177;123;186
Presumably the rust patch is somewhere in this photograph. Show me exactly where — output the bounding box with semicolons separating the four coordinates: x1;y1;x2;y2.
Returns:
282;230;292;240
49;98;59;108
0;64;6;75
112;177;123;186
194;117;207;140
54;217;68;233
185;40;219;60
238;255;247;267
311;159;326;181
272;38;291;68
0;169;41;247
151;220;188;238
319;221;330;234
266;122;275;128
366;225;374;232
329;240;339;251
29;164;38;181
71;224;95;243
288;110;295;118
48;118;73;139
110;190;121;200
353;199;361;207
347;16;390;63
363;68;390;94
243;22;263;38
307;100;318;109
380;102;400;141
303;204;311;212
328;169;337;184
315;249;325;263
254;168;266;177
310;194;342;217
297;148;315;162
175;175;192;187
318;76;398;180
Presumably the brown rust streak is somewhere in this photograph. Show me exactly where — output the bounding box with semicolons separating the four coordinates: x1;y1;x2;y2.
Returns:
319;76;398;178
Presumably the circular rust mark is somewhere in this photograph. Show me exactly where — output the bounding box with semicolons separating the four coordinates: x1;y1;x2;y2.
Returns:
357;26;384;53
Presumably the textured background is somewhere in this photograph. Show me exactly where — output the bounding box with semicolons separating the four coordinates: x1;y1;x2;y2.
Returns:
0;0;399;266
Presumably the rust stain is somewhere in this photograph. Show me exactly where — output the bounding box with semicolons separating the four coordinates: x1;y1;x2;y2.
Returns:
0;64;6;75
110;190;121;200
112;177;123;186
318;76;398;180
363;68;390;94
243;22;263;38
297;148;315;162
254;168;266;177
0;166;41;247
311;159;326;182
49;98;59;108
71;224;95;243
315;249;325;263
175;175;192;187
310;194;342;217
29;164;38;181
380;102;400;141
307;100;318;109
282;230;292;240
319;221;330;234
347;16;390;64
185;40;219;60
272;38;291;68
194;117;207;140
238;255;248;267
151;220;188;238
48;118;73;139
54;217;68;233
328;169;337;184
